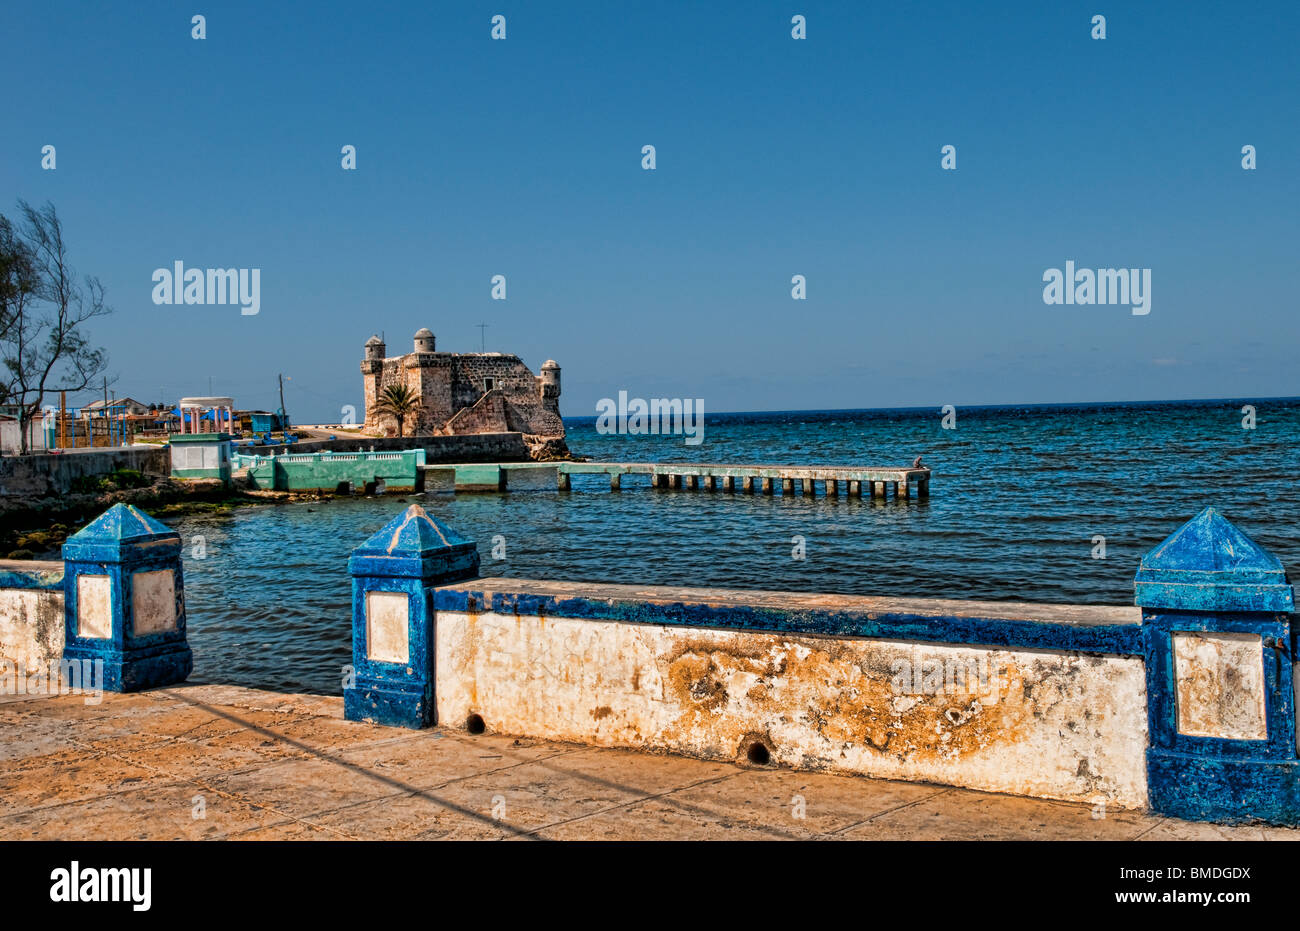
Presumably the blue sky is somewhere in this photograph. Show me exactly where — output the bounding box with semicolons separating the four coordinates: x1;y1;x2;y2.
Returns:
4;0;1297;422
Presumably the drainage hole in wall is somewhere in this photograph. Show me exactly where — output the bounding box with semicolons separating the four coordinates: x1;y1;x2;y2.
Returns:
746;741;771;766
465;713;486;735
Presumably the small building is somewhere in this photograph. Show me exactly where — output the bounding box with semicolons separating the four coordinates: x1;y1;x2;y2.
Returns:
168;432;233;484
81;397;152;417
244;411;287;434
0;415;50;454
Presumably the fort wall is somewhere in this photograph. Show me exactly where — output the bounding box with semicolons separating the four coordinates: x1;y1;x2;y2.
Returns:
361;331;563;440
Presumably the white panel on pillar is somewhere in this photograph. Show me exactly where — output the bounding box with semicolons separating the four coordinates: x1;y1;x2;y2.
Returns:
132;569;177;635
1172;631;1267;740
77;574;113;639
366;591;410;664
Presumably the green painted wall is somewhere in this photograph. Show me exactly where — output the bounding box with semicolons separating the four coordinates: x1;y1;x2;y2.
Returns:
234;450;424;492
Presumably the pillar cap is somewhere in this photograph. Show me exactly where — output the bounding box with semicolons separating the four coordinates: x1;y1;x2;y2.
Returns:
349;505;479;581
1135;507;1294;613
62;503;181;564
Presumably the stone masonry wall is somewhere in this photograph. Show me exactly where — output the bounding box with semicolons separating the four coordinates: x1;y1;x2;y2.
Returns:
444;391;509;435
363;350;562;439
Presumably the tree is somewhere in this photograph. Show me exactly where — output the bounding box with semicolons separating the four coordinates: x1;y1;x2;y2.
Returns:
373;383;421;437
0;201;112;454
0;217;39;367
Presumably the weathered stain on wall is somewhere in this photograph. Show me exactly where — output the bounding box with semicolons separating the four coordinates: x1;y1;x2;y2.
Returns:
1173;631;1267;740
0;587;65;670
435;610;1150;808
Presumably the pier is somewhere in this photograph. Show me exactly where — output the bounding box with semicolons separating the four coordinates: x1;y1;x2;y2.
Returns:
558;461;930;498
422;461;932;498
222;444;931;499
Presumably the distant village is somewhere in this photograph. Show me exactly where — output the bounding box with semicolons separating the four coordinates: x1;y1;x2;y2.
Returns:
0;326;567;458
0;397;290;454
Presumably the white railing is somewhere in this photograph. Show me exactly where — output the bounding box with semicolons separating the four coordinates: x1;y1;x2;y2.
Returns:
232;449;425;468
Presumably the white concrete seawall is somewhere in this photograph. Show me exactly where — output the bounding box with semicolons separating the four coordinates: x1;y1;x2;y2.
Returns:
434;603;1150;807
0;560;65;672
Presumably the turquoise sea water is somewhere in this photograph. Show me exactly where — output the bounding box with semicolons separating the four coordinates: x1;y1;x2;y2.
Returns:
175;398;1300;693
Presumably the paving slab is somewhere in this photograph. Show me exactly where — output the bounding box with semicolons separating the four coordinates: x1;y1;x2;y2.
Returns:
839;787;1164;840
3;684;1298;841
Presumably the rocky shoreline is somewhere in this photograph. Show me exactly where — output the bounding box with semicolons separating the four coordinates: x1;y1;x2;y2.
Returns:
0;474;311;560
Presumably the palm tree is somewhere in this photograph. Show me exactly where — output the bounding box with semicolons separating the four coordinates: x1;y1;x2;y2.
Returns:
373;383;421;437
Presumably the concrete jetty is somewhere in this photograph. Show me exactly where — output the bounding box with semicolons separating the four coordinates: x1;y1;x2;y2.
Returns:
423;461;932;497
560;461;930;498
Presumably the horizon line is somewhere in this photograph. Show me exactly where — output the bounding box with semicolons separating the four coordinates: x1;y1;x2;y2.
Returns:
562;395;1300;421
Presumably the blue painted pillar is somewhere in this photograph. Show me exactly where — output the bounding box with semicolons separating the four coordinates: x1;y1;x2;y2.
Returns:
1136;507;1297;824
343;505;479;728
61;503;193;692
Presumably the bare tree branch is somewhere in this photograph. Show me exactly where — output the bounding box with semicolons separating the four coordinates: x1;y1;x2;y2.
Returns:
0;200;112;454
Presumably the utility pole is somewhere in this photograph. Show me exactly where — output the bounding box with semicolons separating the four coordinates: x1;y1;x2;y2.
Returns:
278;374;288;429
102;376;108;407
476;323;489;352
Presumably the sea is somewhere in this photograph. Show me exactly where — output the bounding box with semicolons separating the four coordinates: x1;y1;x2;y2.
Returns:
174;398;1300;693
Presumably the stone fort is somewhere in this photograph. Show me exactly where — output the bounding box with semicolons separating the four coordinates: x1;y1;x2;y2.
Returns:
361;328;565;448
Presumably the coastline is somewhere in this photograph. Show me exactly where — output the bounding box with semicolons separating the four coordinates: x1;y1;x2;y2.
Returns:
0;476;317;560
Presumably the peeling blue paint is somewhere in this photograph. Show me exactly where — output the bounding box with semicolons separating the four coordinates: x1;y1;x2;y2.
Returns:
343;505;479;729
1137;507;1300;825
0;563;63;591
346;505;1300;826
1135;507;1294;613
60;503;192;692
432;588;1143;656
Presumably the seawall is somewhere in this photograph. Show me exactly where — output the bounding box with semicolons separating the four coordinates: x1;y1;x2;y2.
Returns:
3;501;1296;827
0;446;169;497
432;580;1149;807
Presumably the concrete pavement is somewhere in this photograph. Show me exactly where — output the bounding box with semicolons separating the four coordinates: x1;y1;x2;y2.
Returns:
1;684;1294;841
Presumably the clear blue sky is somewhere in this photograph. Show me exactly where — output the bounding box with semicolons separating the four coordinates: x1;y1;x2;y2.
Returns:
4;0;1297;422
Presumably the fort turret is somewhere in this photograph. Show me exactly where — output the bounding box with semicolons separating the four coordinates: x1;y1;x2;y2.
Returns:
540;359;561;399
363;334;385;365
360;335;387;422
359;326;564;445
